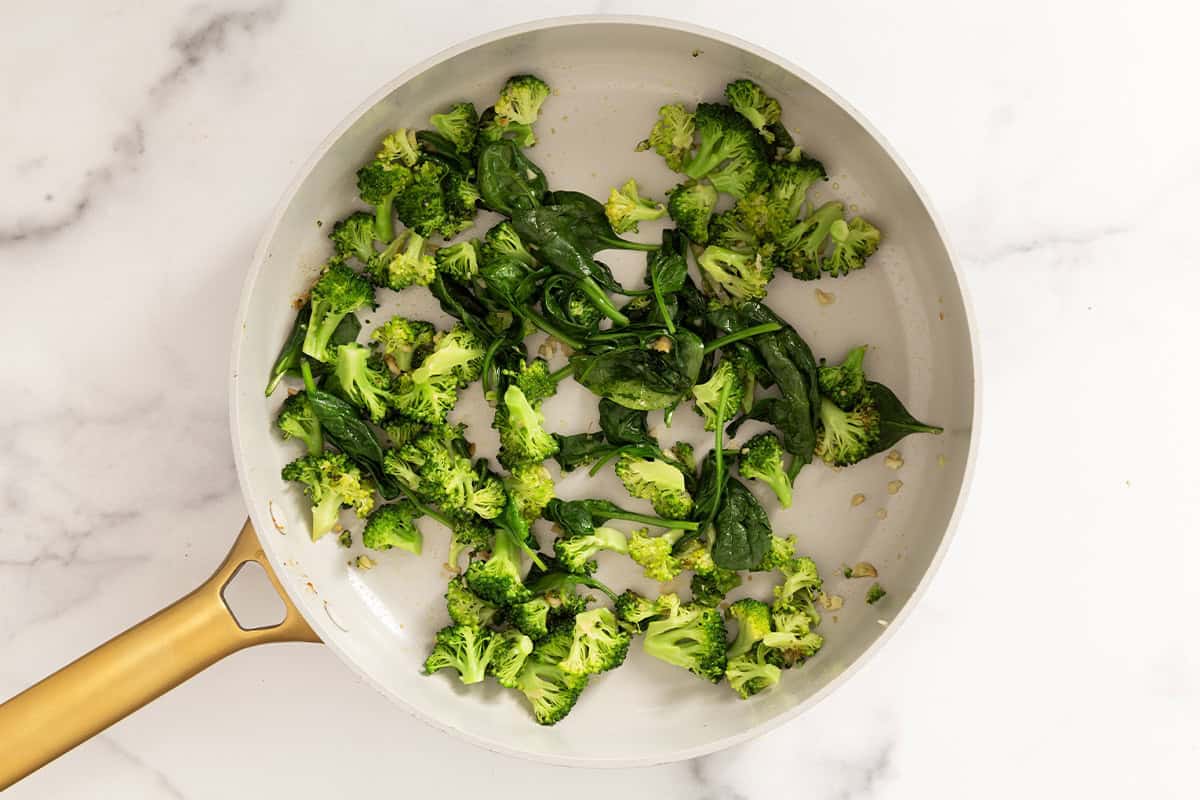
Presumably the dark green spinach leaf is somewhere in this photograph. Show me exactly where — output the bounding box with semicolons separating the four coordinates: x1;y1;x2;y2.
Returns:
711;478;772;570
868;381;944;453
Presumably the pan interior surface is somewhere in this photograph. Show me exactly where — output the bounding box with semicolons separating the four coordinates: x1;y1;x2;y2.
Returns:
232;19;974;765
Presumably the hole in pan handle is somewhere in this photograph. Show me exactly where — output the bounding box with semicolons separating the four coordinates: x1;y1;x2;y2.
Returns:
0;519;320;790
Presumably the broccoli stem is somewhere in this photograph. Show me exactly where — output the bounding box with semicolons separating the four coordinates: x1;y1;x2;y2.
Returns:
374;202;395;244
702;323;782;355
311;494;343;542
301;359;318;393
576;277;630;327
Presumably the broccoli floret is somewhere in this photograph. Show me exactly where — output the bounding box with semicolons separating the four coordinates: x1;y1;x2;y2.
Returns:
391;372;459;424
275;392;323;455
505;358;562;405
480;221;536;267
429;102;479;155
301;262;375;362
329;211;378;265
356;160;408;242
730;193;774;240
604;178;666;234
281;453;375;541
553;526;629;574
478;107;536;148
724;80;782;142
331;342;394;423
696;244;774;301
774;556;823;608
690;568;742;607
495;384;559;468
434;240;480;282
422;624;497;685
489;629;534;688
464;525;530;606
866;582;887;605
361;502;422;554
766;157;827;231
613;590;663;631
627;528;685;582
367;229;437;291
560;608;631;676
708;208;761;255
615;456;693;520
412;324;484;387
445;575;500;627
494;74;551;126
683;103;769;199
755;534;797;572
510;598;551;640
642;594;728;682
738;432;793;508
726;598;772;658
676;540;716;575
691;360;746;431
441;169;481;238
818;345;868;410
447;514;492;571
815;396;881;466
388;160;457;240
515;627;590;726
824;216;882;277
371;316;436;374
397;425;505;518
638;103;695;171
382;417;424;446
761;624;824;667
377;128;421;168
506;463;555;522
666;182;718;244
381;448;422;494
777;201;844;280
725;644;783;699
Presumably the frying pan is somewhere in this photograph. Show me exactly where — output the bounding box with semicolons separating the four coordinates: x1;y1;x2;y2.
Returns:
0;15;977;785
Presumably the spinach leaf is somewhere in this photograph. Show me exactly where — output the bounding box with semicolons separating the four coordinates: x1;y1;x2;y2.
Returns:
542;190;659;254
476;139;546;216
416;130;473;175
711;478;772;570
572;346;692;410
868;381;944;453
645;230;689;333
552;432;612;472
266;306;310;396
510;205;623;292
598;399;652;446
305;387;400;499
541;498;597;537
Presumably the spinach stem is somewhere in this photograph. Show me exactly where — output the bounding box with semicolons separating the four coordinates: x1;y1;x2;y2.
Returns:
549;363;574;382
602;509;699;531
703;323;782;354
709;379;733;522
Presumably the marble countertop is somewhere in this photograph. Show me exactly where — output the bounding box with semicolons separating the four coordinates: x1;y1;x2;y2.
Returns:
3;1;1196;797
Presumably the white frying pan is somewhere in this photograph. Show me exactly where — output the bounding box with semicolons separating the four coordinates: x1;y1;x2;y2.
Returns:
0;15;978;784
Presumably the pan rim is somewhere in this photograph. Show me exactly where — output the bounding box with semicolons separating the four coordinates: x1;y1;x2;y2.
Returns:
229;13;982;768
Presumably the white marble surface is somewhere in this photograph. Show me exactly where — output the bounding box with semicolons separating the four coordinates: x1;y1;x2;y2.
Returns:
2;1;1197;797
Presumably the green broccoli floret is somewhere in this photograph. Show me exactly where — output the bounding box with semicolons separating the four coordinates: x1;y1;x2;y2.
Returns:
683;103;770;199
495;384;559;468
506;463;556;522
447;514;492;571
361;502;422;554
515;627;590;725
676;540;716;575
301;262;375;362
642;594;728;682
381;448;421;495
445;575;500;627
690;568;742;607
465;525;530;606
818;345;868;410
281;453;375;541
377;128;421;168
478;108;536;148
774;556;823;609
726;598;772;658
761;624;824;667
412;324;484;387
391;372;459;424
480;221;536;267
371;316;436;374
329;211;378;265
613;590;663;631
553;526;629;574
738;432;793;508
505;358;563;405
494;74;551;126
396;425;505;518
389;160;458;240
331;342;394;423
696;244;774;301
422;624;497;685
489;629;534;688
275;392;323;455
724;80;782;142
671;441;697;475
510;598;550;640
691;360;746;431
824;217;882;277
604;178;666;234
560;608;631;676
366;229;437;291
441;169;481;238
730;193;774;240
666;182;718;244
708;208;761;255
777;201;844;280
866;582;887;605
638;103;695;171
356;160;408;242
766;157;827;231
429;102;479;155
725;644;783;699
434;240;480;282
615;456;693;520
627;528;685;582
815;396;881;466
755;534;797;572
